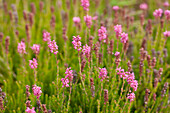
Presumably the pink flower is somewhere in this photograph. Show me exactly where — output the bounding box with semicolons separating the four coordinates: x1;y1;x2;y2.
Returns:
126;72;135;84
139;3;148;10
164;1;169;7
92;16;98;20
114;51;120;57
112;6;119;11
18;41;26;54
127;92;135;102
72;35;82;51
61;78;69;87
48;40;58;55
73;17;81;25
153;8;163;18
25;107;36;113
43;31;51;42
32;85;42;99
130;80;138;91
82;44;91;58
98;26;107;43
65;67;73;82
120;32;128;43
114;24;122;38
164;10;170;20
31;44;40;55
84;15;92;28
163;31;170;37
29;58;38;69
99;68;107;81
81;0;89;11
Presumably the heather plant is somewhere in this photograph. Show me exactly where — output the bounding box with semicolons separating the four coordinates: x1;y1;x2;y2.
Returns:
0;0;169;113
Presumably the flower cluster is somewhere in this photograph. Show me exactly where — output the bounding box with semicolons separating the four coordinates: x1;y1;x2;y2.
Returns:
163;31;170;37
120;32;128;44
164;10;170;21
127;92;135;102
18;41;26;54
82;44;91;58
25;107;36;113
116;67;138;102
164;1;169;7
32;85;42;99
48;40;58;55
84;15;92;28
29;58;38;69
98;26;107;43
72;35;82;51
73;17;81;25
99;68;108;81
139;3;148;10
114;24;122;38
112;6;119;11
31;44;40;55
81;0;89;11
43;31;51;42
153;8;163;18
65;67;73;82
61;67;73;87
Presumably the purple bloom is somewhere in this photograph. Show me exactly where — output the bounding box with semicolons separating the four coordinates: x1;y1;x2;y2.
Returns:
99;68;107;81
72;35;82;51
48;40;58;55
139;3;148;10
164;10;170;21
114;24;122;38
153;8;163;18
26;107;36;113
98;26;107;43
81;0;89;11
127;92;135;102
32;85;42;99
43;31;51;42
120;32;128;44
84;15;92;28
61;78;69;87
73;17;81;25
82;44;91;58
18;41;26;54
112;6;119;11
29;58;38;69
163;31;170;37
31;44;40;55
65;67;73;82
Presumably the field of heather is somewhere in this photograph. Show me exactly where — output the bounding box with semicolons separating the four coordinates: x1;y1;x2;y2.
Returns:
0;0;169;113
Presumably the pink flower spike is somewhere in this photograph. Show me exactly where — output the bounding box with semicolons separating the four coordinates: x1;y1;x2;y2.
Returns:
43;31;51;42
84;15;92;29
98;26;107;43
92;16;98;20
114;24;122;38
31;44;40;55
29;58;38;69
114;51;120;57
127;92;135;102
26;107;36;113
18;41;26;54
48;40;58;55
61;78;69;87
65;67;73;82
72;35;82;51
82;44;91;58
130;80;138;91
139;3;148;10
164;1;169;7
99;68;107;81
112;6;119;11
81;0;89;11
120;32;128;44
32;85;42;99
73;17;81;25
153;8;163;18
164;10;170;21
163;31;170;37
